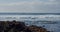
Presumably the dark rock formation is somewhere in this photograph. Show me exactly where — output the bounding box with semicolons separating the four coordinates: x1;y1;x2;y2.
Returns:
0;20;50;32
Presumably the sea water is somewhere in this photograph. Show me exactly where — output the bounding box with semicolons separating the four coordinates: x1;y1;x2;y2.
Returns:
0;13;60;32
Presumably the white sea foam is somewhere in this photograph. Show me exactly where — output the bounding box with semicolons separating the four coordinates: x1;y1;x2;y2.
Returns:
0;15;60;21
0;15;60;32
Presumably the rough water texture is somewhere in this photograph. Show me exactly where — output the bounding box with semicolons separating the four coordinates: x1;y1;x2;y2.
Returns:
0;13;60;32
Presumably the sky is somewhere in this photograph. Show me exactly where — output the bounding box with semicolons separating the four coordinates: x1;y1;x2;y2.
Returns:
0;0;60;13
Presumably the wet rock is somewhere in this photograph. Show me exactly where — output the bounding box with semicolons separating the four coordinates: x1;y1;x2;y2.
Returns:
0;20;50;32
27;25;47;32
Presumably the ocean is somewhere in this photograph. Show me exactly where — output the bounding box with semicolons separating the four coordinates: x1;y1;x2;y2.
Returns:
0;13;60;32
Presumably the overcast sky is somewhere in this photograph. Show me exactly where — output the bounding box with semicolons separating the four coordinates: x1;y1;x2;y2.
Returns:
0;0;60;13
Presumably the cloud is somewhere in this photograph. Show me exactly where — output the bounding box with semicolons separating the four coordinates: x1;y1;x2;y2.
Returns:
48;0;56;1
0;0;58;6
0;0;60;13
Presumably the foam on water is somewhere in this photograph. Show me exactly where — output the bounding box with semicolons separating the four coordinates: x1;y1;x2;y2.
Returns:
0;15;60;32
0;15;60;21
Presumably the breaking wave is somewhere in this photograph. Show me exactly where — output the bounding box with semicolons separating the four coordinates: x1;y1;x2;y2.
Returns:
0;15;60;21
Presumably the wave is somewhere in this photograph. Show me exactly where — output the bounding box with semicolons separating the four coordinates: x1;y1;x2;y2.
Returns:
0;15;60;21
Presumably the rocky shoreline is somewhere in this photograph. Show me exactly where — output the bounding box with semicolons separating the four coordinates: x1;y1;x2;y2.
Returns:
0;20;50;32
